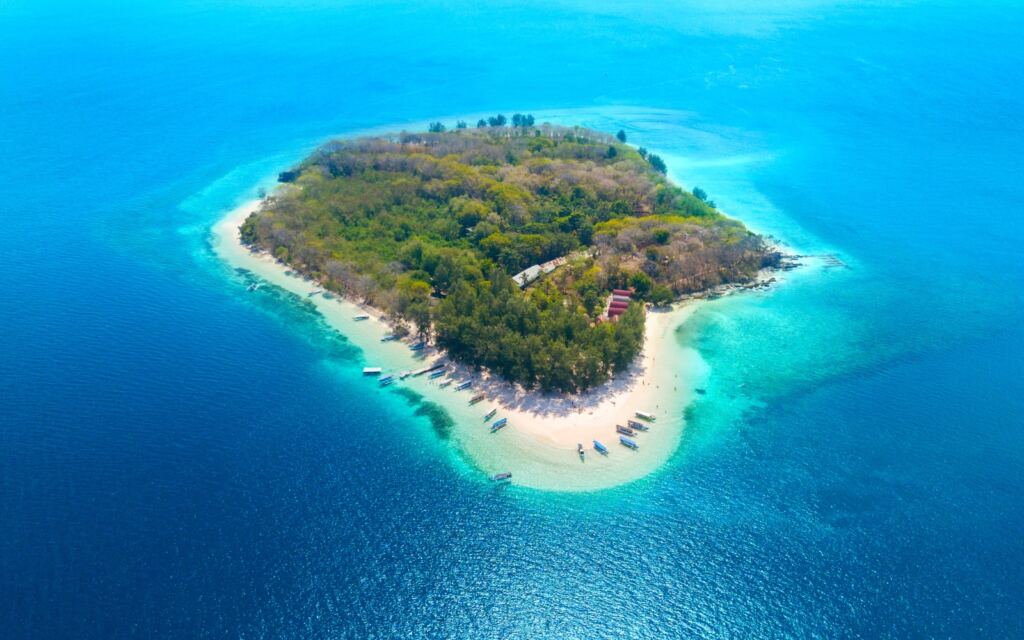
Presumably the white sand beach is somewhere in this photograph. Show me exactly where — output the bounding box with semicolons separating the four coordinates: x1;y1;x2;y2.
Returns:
213;199;710;491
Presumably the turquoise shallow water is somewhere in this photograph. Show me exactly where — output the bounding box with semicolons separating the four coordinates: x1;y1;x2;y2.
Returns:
2;1;1022;637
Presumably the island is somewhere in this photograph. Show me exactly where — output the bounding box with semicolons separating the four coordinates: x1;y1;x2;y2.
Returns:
214;116;782;490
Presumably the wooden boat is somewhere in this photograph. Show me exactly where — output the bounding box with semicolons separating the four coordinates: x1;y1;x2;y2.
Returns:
380;334;398;342
627;419;648;431
634;410;656;422
353;314;370;321
593;440;609;455
409;341;426;351
439;379;453;388
379;375;395;387
490;418;508;432
362;367;382;375
619;436;639;450
483;407;497;421
308;289;322;296
491;472;512;482
616;424;636;437
428;369;446;379
455;380;473;391
468;393;485;405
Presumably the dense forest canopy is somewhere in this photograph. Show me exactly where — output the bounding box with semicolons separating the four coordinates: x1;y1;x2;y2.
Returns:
241;118;779;392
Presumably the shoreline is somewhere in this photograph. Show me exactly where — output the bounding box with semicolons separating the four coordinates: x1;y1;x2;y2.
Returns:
213;198;711;491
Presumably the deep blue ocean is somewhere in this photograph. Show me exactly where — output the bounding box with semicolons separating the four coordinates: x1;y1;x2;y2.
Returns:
2;1;1022;637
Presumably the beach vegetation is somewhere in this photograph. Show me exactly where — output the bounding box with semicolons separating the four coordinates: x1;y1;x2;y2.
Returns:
243;126;778;392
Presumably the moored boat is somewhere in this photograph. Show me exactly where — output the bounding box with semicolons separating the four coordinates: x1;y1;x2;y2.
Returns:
428;369;446;379
362;367;382;375
439;379;453;388
616;424;636;437
577;443;585;460
491;472;512;482
627;419;648;431
380;334;398;342
398;370;412;380
378;375;395;386
353;314;370;321
483;407;497;421
593;440;609;455
619;436;639;450
490;417;508;432
634;410;656;422
410;341;426;351
469;393;485;405
455;380;473;391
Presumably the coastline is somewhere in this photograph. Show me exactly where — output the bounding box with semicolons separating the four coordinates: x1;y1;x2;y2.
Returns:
213;198;710;491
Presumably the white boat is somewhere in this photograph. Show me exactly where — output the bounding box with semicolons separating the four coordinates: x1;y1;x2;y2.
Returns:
362;367;382;375
634;410;656;422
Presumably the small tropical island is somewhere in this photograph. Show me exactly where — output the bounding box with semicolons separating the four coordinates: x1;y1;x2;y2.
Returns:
215;116;783;490
241;118;778;390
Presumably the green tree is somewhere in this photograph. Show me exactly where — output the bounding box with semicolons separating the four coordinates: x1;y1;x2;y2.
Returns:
630;271;653;297
650;284;674;306
648;154;667;174
616;130;627;143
